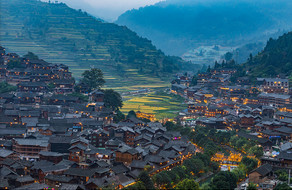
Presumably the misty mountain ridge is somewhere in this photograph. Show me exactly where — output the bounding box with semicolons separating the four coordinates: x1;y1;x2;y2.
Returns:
116;0;292;56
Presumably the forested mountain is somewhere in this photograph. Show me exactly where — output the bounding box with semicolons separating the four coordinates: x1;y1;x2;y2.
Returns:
215;32;292;80
116;0;292;55
0;0;194;89
243;32;292;78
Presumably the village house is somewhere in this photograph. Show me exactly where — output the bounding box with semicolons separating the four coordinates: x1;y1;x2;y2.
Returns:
171;84;187;96
259;78;289;94
13;138;50;160
114;127;136;146
45;174;78;188
49;94;80;106
68;137;89;163
115;144;140;164
0;149;17;161
89;89;104;102
258;93;290;106
89;129;109;148
17;82;48;93
39;151;63;164
51;79;75;94
249;164;273;184
49;136;74;153
188;103;207;114
64;167;110;184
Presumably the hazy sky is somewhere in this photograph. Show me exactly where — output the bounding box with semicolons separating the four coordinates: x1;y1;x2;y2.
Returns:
48;0;164;21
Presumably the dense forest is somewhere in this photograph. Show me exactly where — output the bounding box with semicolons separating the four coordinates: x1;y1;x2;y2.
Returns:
0;0;195;88
243;31;292;78
117;0;292;55
210;32;292;80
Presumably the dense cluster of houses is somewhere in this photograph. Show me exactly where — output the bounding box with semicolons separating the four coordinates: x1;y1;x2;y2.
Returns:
0;47;74;94
0;48;196;189
172;69;292;188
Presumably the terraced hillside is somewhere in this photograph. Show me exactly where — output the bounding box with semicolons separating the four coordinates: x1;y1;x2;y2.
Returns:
0;0;191;91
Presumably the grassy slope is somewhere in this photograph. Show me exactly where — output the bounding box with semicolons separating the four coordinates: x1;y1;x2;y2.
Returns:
0;0;186;91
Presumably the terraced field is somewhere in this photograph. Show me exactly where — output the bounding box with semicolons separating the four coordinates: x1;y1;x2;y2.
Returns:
121;92;187;120
0;0;190;119
0;0;190;91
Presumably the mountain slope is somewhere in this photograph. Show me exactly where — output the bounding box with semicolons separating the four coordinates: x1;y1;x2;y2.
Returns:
243;32;292;78
0;0;193;90
116;0;292;55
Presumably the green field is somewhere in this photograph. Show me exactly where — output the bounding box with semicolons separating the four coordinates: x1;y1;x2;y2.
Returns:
121;91;187;120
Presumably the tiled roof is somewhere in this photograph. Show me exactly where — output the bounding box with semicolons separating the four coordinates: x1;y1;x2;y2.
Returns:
280;142;292;151
0;149;14;158
278;151;292;161
39;151;63;157
250;164;272;176
274;126;292;134
14;139;49;147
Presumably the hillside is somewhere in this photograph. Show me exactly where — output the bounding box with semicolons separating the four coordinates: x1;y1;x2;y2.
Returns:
116;0;292;56
242;32;292;78
0;0;193;91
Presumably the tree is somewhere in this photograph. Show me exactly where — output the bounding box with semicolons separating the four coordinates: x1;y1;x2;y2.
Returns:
176;179;200;190
144;165;152;173
210;171;237;190
124;181;146;190
166;170;180;184
232;166;246;181
230;135;238;147
113;110;125;123
81;68;105;91
241;157;258;173
127;110;136;119
207;65;211;73
164;121;176;131
225;52;233;62
103;89;123;111
137;171;154;190
235;138;248;149
248;145;263;158
7;60;24;69
201;64;207;72
248;53;253;63
153;173;164;187
0;82;17;93
275;170;288;182
274;183;292;190
47;83;55;91
68;92;88;102
201;183;212;190
210;161;220;172
191;75;198;86
214;61;220;69
159;171;172;187
23;51;39;60
183;158;204;175
172;166;186;179
247;183;257;190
